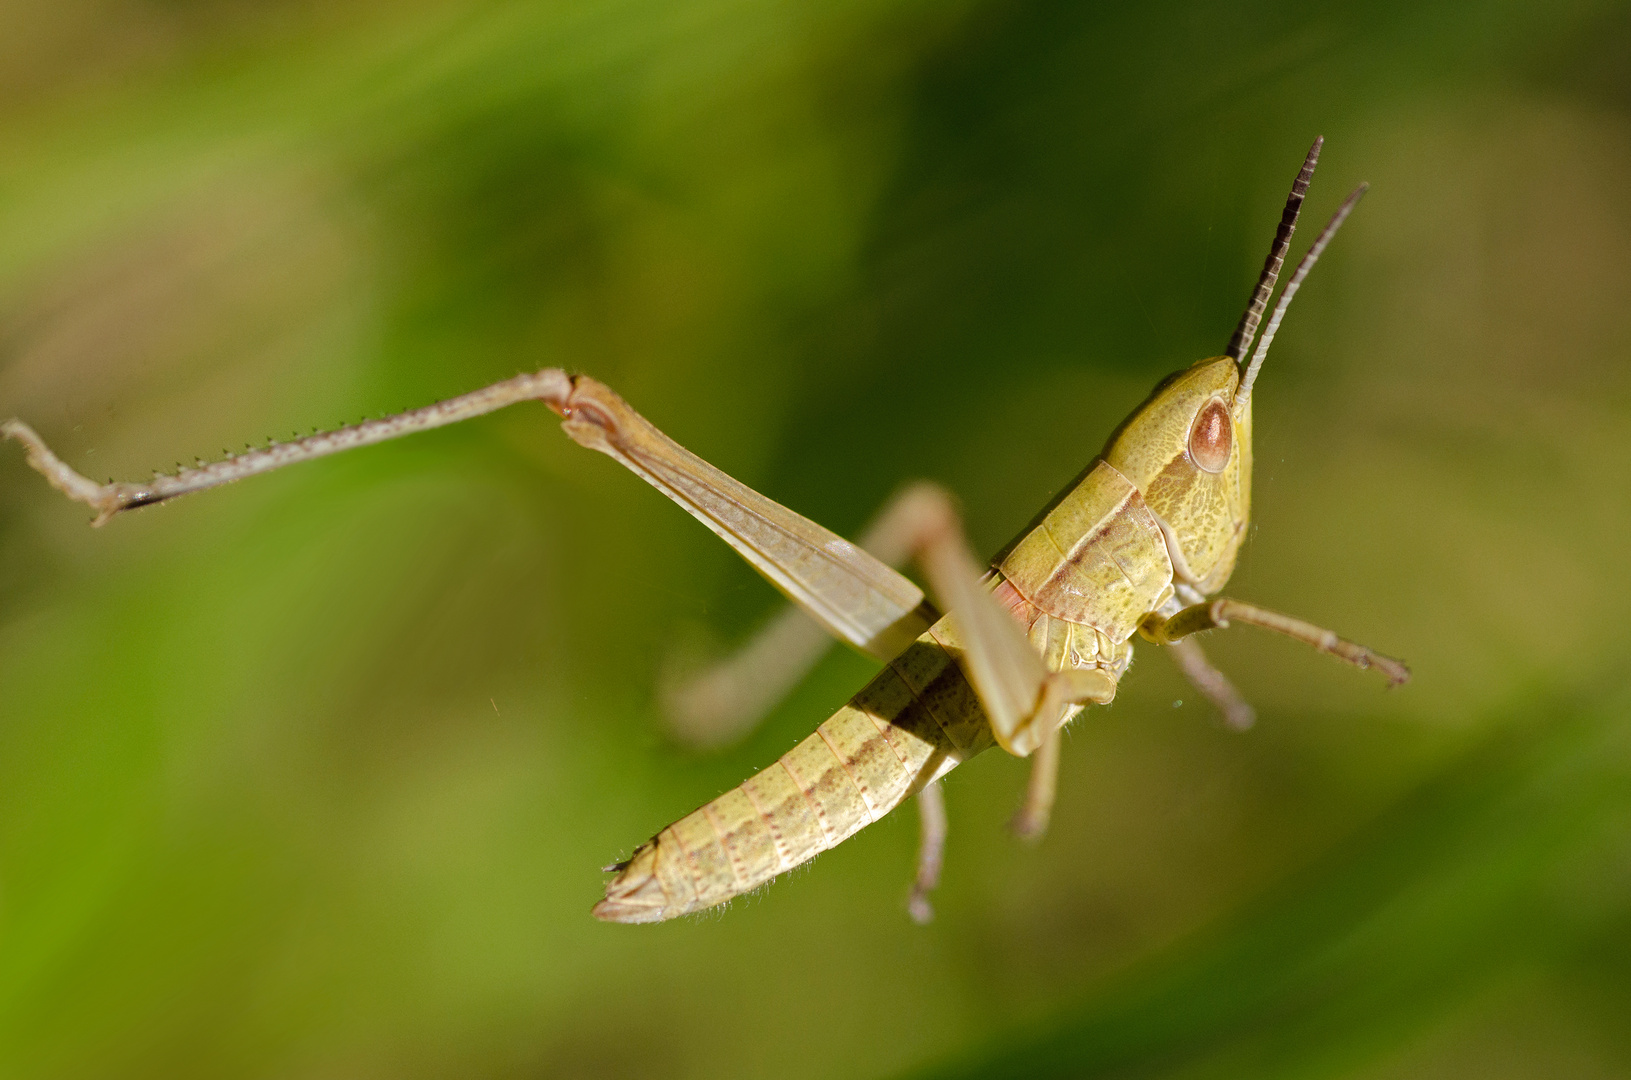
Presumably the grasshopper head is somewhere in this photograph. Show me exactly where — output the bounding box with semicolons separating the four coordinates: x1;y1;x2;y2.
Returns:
1104;356;1250;594
1103;138;1366;597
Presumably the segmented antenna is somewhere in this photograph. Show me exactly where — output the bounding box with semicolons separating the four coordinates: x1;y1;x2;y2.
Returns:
1235;182;1368;409
1225;136;1322;362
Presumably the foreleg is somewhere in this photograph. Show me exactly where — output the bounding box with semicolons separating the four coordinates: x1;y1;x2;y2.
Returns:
1145;597;1410;686
1167;637;1257;730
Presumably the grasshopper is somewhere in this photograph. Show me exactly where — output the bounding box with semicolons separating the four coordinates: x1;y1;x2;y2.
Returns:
3;138;1406;925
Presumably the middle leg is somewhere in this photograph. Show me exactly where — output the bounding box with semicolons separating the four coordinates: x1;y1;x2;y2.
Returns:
1010;725;1063;841
907;780;948;925
885;485;1118;912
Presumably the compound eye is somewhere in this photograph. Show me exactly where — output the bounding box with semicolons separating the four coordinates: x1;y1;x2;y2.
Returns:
1188;398;1232;474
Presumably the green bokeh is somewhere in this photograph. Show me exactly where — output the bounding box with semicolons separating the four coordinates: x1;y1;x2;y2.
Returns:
3;1;1630;1077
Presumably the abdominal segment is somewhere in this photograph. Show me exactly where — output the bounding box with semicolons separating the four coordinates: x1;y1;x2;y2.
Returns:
593;624;996;923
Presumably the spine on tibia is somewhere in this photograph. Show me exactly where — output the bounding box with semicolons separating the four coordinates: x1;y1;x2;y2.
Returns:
593;624;995;923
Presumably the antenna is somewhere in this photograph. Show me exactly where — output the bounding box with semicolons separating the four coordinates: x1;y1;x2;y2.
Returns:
1235;182;1368;410
1225;137;1322;363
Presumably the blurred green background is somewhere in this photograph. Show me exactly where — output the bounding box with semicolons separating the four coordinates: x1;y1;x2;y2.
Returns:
3;0;1631;1076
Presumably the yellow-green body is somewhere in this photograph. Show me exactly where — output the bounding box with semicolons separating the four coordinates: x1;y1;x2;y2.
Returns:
595;359;1247;921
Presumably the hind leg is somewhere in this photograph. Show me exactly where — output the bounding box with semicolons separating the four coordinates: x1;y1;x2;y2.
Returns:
662;484;948;747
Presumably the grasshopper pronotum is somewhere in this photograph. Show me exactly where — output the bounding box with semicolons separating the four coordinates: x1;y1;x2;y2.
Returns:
4;137;1406;924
